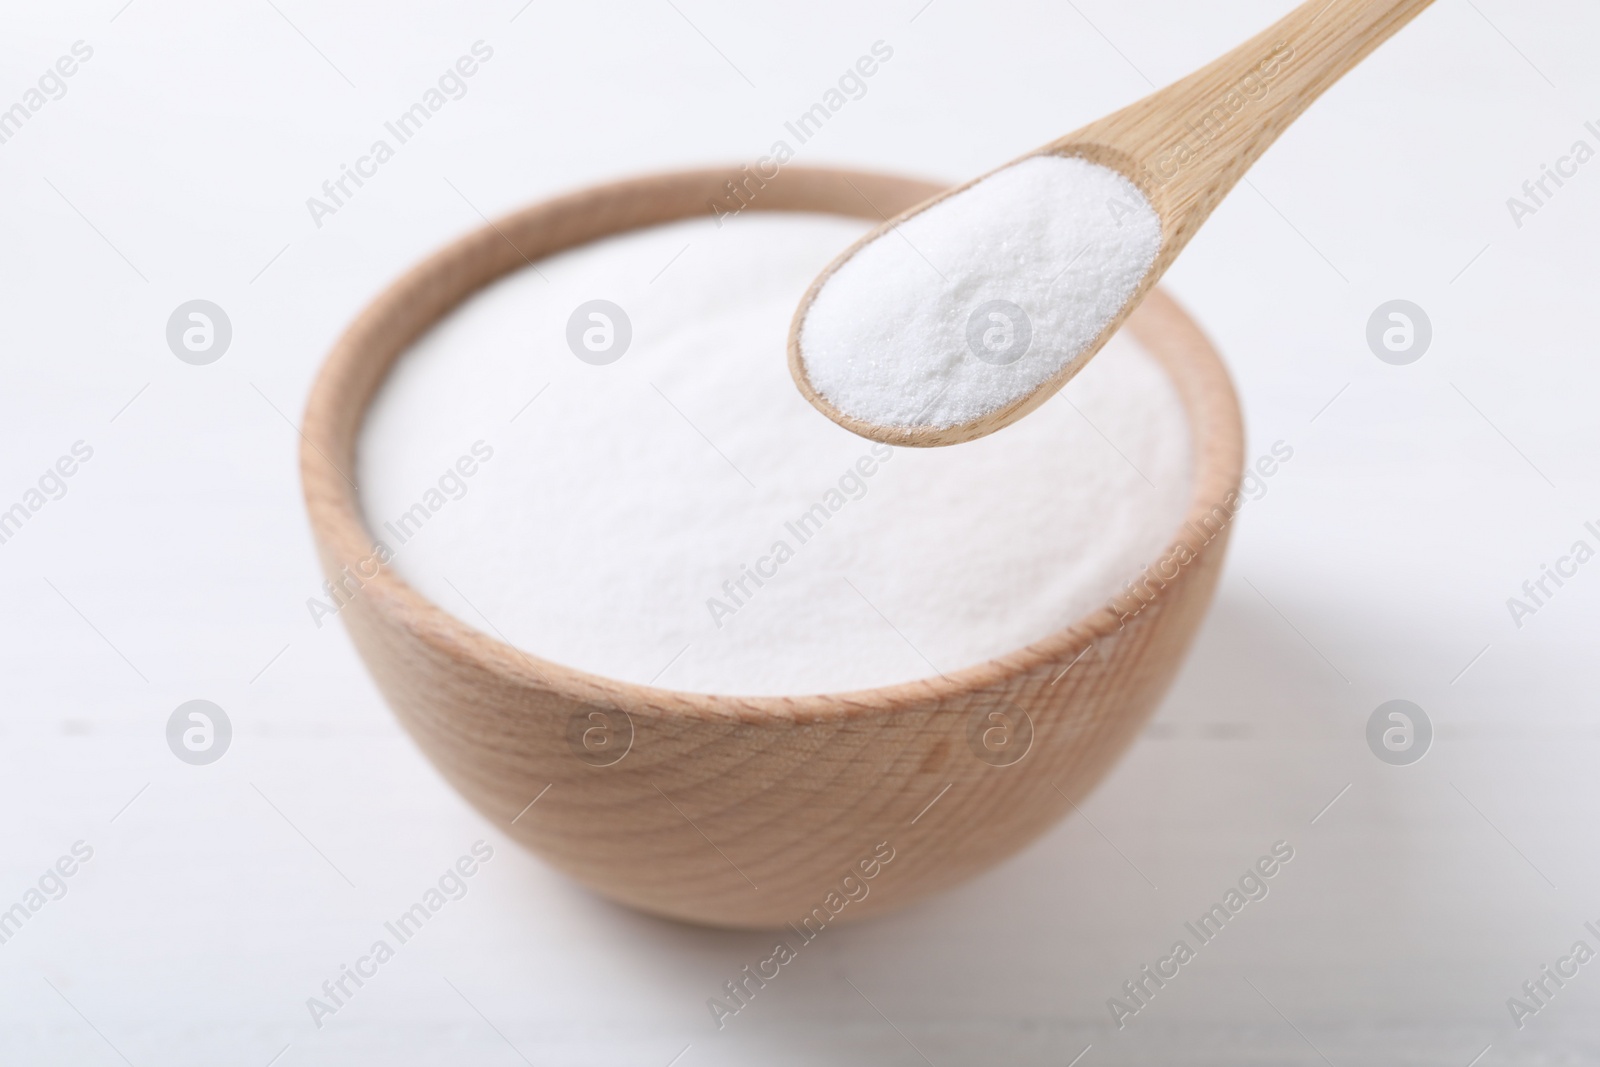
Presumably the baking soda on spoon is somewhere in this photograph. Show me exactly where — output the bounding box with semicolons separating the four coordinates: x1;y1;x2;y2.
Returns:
797;156;1162;431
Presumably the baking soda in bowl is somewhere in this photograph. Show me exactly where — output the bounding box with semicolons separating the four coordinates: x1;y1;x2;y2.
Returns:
358;210;1191;696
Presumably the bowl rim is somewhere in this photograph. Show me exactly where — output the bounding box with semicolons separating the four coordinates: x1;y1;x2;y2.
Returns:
300;165;1244;725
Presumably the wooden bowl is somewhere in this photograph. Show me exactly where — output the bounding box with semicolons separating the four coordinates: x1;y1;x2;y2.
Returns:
301;166;1243;929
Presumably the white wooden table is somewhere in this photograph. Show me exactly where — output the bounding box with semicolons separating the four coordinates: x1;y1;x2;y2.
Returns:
3;0;1597;1062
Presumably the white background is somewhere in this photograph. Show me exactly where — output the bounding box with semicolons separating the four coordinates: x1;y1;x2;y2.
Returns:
3;0;1599;1063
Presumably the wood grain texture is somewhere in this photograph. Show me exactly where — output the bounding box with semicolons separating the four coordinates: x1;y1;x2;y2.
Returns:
300;165;1244;928
790;0;1434;448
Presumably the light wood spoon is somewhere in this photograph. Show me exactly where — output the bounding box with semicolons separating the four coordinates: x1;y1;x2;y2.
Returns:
789;0;1435;447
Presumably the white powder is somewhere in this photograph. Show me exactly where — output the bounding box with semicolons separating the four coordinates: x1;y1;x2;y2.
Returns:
799;155;1162;430
358;210;1191;696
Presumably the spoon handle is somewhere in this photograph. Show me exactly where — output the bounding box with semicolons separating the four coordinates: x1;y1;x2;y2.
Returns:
1052;0;1436;258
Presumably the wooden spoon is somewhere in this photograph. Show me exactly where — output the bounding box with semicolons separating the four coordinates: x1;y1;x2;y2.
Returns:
789;0;1435;447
